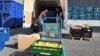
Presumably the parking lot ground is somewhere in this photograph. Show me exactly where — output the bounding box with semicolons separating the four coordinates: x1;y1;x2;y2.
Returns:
0;27;100;56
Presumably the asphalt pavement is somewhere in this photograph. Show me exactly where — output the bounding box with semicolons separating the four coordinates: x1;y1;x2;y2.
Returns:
0;27;100;56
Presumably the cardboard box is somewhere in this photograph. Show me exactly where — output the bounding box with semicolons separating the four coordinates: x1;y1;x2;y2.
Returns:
18;33;40;50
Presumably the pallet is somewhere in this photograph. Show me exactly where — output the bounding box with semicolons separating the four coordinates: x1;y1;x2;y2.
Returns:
70;34;91;41
69;34;82;40
82;37;91;41
71;37;83;40
71;37;91;41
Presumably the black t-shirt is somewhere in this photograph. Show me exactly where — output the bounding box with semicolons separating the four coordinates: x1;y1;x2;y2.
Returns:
56;6;62;16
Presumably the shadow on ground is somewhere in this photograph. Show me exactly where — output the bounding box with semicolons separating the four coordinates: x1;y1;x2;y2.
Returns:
9;49;50;56
10;27;33;36
91;27;100;33
9;49;31;56
62;33;91;41
6;43;18;49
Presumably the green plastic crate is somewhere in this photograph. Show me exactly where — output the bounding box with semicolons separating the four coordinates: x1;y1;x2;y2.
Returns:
29;40;62;56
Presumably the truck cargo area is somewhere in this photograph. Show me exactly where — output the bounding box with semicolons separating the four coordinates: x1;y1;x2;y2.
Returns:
34;0;59;19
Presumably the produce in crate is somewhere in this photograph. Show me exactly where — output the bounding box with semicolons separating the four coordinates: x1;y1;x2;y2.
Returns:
33;41;62;48
29;40;62;56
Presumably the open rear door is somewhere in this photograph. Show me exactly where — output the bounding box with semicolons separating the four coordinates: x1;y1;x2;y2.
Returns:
23;0;35;28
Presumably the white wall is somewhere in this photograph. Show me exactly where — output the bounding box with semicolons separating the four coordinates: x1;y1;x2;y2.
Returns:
23;0;35;28
67;20;100;26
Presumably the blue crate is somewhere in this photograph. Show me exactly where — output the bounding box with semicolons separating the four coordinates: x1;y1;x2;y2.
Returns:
94;13;100;20
68;7;72;12
73;6;80;11
94;12;100;15
1;17;23;28
68;13;72;19
0;28;5;41
15;2;23;10
72;14;79;19
14;18;23;27
79;14;86;20
0;0;15;1
15;1;23;18
79;12;86;14
10;7;16;18
0;27;10;41
86;7;94;13
0;0;23;28
3;18;14;27
3;28;10;41
79;7;86;14
79;11;86;14
0;18;2;27
16;9;23;18
0;41;5;51
94;7;100;13
86;16;93;20
80;7;86;11
72;7;80;14
72;10;79;14
0;1;15;13
0;3;2;11
0;1;23;18
0;27;10;51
